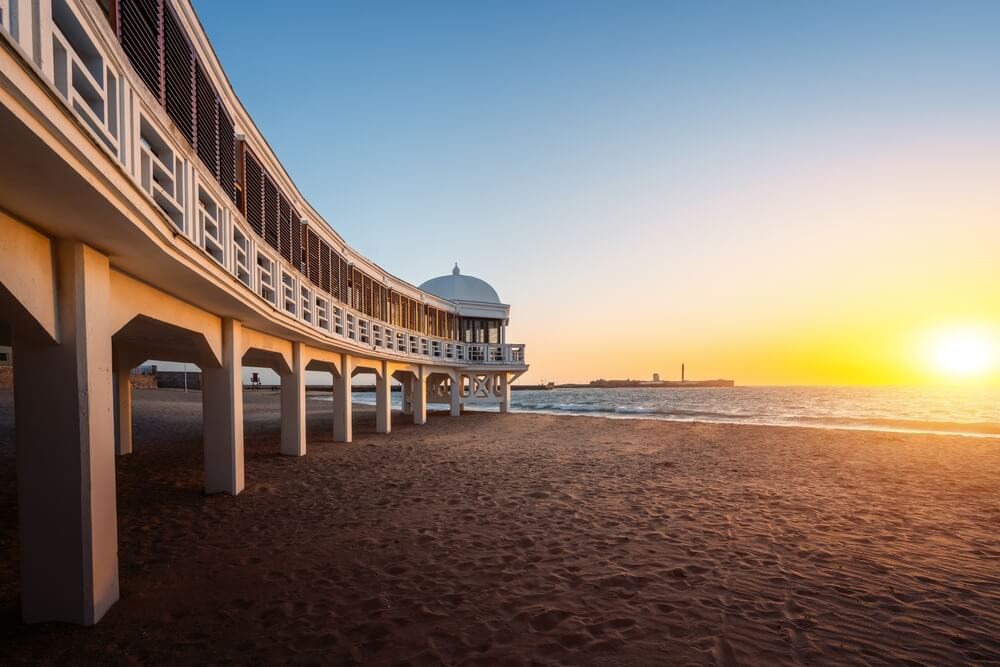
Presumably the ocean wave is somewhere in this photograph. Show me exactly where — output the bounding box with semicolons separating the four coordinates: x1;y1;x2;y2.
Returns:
788;415;1000;436
509;399;1000;437
512;402;751;421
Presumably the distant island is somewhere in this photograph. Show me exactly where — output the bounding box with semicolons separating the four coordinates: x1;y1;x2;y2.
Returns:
515;378;735;390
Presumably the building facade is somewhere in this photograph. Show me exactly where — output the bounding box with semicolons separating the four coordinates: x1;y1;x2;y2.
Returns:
0;0;526;625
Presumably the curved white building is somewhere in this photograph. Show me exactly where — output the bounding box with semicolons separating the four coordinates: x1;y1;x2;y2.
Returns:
0;0;526;624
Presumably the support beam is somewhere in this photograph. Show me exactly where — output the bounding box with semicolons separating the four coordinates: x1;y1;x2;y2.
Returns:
113;366;132;455
375;360;391;434
333;353;352;442
202;318;244;495
499;371;511;413
13;242;118;624
450;374;461;417
413;365;427;425
280;341;306;456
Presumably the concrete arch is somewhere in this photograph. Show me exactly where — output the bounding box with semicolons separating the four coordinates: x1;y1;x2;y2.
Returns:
113;314;222;370
109;270;222;366
241;328;293;376
0;211;58;345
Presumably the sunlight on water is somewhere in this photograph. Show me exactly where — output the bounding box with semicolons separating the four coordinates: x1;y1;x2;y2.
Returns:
498;387;1000;437
343;387;1000;438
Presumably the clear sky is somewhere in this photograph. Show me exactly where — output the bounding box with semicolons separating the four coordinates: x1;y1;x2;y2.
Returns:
194;0;1000;386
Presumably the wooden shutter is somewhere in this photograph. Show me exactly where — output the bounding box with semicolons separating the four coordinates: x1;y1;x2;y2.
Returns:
338;256;349;304
118;0;160;101
305;228;320;286
278;194;291;261
363;274;373;316
263;174;279;251
194;60;218;176
162;5;194;146
218;105;236;204
319;240;331;293
243;149;263;236
291;209;302;270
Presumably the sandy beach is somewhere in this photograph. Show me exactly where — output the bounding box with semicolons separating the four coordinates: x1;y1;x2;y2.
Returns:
0;388;999;665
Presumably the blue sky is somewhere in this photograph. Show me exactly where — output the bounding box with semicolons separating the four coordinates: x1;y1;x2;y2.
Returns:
191;1;1000;385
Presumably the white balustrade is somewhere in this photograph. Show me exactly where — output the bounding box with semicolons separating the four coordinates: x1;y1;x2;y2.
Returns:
256;251;276;306
138;115;186;232
197;187;225;266
48;0;123;160
231;225;252;288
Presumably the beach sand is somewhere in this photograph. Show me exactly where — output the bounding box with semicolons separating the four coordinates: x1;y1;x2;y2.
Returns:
0;388;998;665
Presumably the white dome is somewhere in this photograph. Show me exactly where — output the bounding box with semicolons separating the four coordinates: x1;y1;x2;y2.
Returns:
419;264;501;304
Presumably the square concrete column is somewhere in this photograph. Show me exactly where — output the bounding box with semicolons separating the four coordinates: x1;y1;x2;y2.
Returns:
14;242;119;624
450;374;462;416
499;372;511;413
413;365;427;425
113;366;132;455
202;318;244;495
280;342;306;456
375;360;391;434
400;376;412;415
333;353;352;442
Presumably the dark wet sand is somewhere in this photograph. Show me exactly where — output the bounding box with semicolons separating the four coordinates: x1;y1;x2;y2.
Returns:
0;388;999;665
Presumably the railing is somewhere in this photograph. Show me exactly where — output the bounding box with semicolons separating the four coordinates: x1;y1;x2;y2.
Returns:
1;0;528;368
47;0;125;161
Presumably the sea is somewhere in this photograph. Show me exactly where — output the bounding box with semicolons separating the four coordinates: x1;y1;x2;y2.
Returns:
348;386;1000;438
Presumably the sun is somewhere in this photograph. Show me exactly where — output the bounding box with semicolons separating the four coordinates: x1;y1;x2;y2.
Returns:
925;326;998;379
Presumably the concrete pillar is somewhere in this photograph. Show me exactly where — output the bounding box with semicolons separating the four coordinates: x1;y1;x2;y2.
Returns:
413;365;427;425
333;353;352;443
113;366;132;455
500;371;511;413
280;342;306;456
375;360;391;434
13;242;118;624
202;318;244;495
401;376;412;415
450;374;461;417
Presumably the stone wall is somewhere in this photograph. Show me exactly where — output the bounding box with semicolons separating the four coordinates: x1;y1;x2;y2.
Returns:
155;371;202;390
0;366;12;390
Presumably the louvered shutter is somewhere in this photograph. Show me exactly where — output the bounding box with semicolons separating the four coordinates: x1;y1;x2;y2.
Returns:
243;149;263;236
263;174;279;251
278;194;291;261
319;240;331;293
218;106;236;203
306;229;320;286
162;5;194;146
195;60;218;176
291;209;302;270
118;0;160;100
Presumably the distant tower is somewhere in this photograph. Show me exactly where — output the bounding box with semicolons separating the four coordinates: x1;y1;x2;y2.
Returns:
653;372;660;382
681;363;685;382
